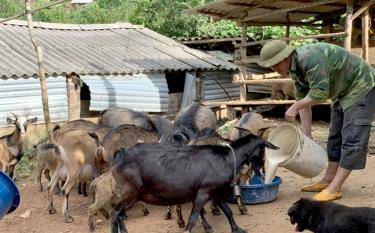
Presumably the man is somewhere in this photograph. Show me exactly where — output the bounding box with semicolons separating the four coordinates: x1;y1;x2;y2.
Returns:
258;40;375;201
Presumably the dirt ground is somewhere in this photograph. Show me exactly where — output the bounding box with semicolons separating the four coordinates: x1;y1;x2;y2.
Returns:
1;118;375;233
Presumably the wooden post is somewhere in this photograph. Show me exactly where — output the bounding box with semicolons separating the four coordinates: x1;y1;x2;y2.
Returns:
362;8;370;62
321;18;333;42
240;25;248;102
196;71;204;102
286;12;290;45
25;0;54;143
344;0;354;50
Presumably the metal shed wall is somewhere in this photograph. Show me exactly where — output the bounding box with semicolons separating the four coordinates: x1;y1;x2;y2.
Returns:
81;73;169;112
203;71;240;102
0;77;68;127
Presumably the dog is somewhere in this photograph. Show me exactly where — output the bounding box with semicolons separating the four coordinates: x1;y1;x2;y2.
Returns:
288;198;375;233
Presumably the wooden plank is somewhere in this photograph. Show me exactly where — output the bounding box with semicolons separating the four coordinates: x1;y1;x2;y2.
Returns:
233;78;293;84
362;9;370;62
235;32;347;48
181;37;242;45
344;0;353;50
240;25;248;102
203;100;331;106
240;0;342;23
241;21;323;27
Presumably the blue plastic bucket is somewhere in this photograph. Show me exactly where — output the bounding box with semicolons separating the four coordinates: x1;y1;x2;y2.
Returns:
0;171;20;219
228;175;282;205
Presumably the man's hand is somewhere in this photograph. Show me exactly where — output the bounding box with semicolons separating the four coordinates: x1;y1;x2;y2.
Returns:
285;104;299;122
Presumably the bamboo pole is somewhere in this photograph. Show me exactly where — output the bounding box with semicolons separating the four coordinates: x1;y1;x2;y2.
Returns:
344;0;353;50
239;25;248;102
235;32;347;48
362;8;370;62
25;0;54;143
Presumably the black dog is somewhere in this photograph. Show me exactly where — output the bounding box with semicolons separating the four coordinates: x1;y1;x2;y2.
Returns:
288;198;375;233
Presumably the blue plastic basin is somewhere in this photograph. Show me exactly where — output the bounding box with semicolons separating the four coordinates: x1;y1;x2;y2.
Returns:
0;171;20;219
228;175;282;205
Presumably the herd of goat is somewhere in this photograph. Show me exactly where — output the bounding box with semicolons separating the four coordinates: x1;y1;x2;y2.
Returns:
0;103;279;233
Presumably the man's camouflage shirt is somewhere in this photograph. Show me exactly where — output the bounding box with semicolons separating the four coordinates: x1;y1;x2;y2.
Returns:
290;42;375;110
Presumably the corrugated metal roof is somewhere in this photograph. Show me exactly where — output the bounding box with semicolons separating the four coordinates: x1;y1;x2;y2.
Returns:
186;0;368;25
0;20;238;79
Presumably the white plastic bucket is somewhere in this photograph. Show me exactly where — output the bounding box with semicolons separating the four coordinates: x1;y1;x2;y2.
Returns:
264;123;327;183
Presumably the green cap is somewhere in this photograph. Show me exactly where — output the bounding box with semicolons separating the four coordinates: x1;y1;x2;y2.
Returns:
257;40;295;67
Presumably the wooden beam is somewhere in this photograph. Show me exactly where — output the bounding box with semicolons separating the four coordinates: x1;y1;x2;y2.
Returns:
235;32;347;48
351;0;375;21
181;37;242;45
344;0;354;50
286;12;291;45
233;78;293;85
362;8;370;61
240;0;342;23
242;21;323;27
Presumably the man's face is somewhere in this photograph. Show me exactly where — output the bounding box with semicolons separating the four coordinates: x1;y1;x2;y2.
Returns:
271;56;291;75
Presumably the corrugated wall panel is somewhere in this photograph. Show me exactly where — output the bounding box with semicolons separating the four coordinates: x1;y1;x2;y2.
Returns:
81;73;169;113
203;71;240;102
0;77;68;127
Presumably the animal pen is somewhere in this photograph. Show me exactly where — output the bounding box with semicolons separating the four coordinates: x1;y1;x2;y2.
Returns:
187;0;375;117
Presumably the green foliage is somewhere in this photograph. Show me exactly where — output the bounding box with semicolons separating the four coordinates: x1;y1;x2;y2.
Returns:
0;0;317;44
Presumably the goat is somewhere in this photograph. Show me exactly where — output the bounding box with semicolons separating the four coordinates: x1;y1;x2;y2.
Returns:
88;172;150;232
159;102;217;146
99;108;156;131
149;115;173;137
111;134;279;233
87;124;159;231
0;113;37;178
47;123;111;223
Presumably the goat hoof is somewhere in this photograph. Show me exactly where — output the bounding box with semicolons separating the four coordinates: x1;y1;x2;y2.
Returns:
177;220;185;228
65;216;74;223
164;212;172;220
240;207;248;215
143;208;150;216
233;228;247;233
89;223;96;232
204;227;213;233
48;207;57;214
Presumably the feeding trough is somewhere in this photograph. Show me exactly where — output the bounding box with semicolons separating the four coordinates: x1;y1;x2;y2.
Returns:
0;171;20;220
228;175;282;205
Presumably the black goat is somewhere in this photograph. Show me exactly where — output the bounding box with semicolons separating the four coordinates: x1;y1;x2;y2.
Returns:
111;133;279;233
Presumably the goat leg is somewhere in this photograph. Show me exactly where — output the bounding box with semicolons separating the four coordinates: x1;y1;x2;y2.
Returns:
184;194;210;233
199;210;213;233
62;193;73;223
236;196;248;215
140;202;149;216
176;204;185;228
164;206;172;220
213;200;247;233
210;201;221;216
36;165;44;192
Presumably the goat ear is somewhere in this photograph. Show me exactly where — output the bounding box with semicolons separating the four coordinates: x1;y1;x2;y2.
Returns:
88;132;100;146
7;117;16;125
27;117;37;124
262;139;279;150
173;132;190;144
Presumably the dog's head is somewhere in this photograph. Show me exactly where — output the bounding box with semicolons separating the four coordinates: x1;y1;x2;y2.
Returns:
288;198;315;232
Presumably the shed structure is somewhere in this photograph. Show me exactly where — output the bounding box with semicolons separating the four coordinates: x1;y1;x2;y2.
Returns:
0;20;238;127
187;0;375;116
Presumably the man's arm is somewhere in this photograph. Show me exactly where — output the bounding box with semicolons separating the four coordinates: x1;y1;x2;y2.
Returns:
285;95;323;138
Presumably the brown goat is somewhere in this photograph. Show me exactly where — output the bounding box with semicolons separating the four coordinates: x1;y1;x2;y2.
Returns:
87;124;159;231
0;113;37;177
47;121;111;223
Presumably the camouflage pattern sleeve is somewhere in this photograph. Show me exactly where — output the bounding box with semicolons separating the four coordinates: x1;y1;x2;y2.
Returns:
299;52;329;101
